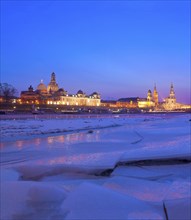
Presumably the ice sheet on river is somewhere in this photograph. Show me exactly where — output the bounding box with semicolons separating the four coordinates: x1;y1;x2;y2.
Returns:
0;115;130;142
0;113;191;220
61;182;165;220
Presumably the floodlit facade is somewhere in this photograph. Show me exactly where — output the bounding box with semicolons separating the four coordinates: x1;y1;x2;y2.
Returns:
137;87;157;108
20;85;41;104
153;84;159;106
20;72;101;106
47;72;59;93
19;75;190;111
163;83;177;110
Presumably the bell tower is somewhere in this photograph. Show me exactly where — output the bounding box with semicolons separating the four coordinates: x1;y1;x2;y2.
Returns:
164;83;177;110
47;72;59;93
153;84;159;106
147;89;152;102
169;83;175;99
51;72;56;83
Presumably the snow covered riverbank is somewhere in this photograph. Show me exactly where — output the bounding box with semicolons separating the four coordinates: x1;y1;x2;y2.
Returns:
0;113;190;219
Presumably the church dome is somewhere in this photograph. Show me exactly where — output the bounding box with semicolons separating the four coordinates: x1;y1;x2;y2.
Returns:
76;90;85;97
77;90;84;95
90;92;100;99
37;80;47;92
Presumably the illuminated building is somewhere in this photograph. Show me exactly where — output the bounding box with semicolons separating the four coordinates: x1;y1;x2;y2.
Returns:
20;85;40;104
20;72;101;106
161;83;190;111
101;100;117;108
153;84;159;106
48;91;100;107
37;80;48;95
116;98;138;108
47;72;59;93
161;84;190;111
138;88;155;108
19;76;190;111
163;83;177;110
147;89;152;102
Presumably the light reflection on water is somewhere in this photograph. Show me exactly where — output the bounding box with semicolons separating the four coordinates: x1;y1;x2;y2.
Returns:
46;131;100;145
0;130;101;150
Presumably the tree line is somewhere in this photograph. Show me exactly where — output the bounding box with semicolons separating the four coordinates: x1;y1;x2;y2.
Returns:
0;83;17;102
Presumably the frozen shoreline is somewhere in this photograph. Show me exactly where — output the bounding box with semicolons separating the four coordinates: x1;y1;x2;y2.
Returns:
0;111;189;120
1;113;191;220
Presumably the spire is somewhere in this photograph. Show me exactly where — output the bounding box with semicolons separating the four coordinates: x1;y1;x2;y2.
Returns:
47;72;59;93
153;83;158;106
169;83;175;99
51;72;56;82
170;83;174;93
153;84;157;93
147;89;152;101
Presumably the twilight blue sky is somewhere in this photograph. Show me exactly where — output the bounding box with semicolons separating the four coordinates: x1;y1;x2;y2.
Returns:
1;0;190;103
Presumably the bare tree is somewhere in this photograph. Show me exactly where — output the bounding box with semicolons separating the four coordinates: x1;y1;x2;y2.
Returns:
0;83;17;102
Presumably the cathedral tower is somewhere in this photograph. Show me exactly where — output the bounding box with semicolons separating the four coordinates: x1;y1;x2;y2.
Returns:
147;89;152;102
153;84;159;106
47;72;59;93
169;83;176;99
163;83;177;110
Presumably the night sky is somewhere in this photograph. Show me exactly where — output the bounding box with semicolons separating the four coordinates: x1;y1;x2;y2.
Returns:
1;1;190;103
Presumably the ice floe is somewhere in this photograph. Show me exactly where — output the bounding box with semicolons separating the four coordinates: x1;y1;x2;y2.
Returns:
61;182;165;220
0;113;190;219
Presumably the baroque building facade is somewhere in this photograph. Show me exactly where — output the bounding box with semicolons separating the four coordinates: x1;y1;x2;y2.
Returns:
137;85;158;109
153;84;159;106
20;72;101;107
163;83;177;110
20;74;190;111
137;83;190;111
47;72;59;93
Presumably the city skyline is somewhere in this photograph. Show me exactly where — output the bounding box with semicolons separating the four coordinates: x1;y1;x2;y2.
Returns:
18;72;184;104
1;1;190;104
